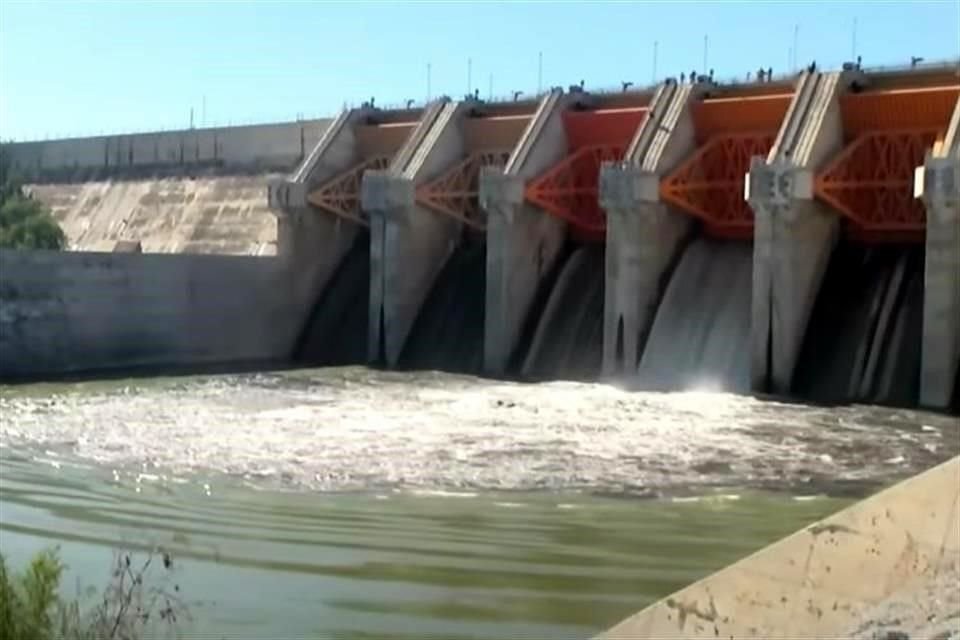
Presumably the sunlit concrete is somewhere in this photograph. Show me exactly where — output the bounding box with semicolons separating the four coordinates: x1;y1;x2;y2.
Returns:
747;71;849;394
269;108;375;321
363;100;470;366
599;81;701;376
917;95;960;409
600;456;960;639
480;89;571;375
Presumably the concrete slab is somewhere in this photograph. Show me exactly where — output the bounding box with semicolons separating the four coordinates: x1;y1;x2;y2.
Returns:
479;89;572;375
747;71;847;394
600;456;960;639
599;81;701;376
362;100;472;366
917;95;960;409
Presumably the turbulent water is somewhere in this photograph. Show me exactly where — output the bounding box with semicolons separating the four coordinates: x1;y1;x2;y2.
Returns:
2;368;958;638
522;246;605;381
296;233;371;366
637;237;754;393
794;244;925;407
1;368;955;496
399;239;486;374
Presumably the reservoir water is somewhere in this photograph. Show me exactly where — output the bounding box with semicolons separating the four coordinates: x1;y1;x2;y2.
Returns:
1;368;957;638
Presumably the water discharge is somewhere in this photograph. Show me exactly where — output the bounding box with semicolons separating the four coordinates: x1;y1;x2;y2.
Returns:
522;245;605;381
794;243;925;406
295;232;371;366
637;237;753;393
399;238;486;374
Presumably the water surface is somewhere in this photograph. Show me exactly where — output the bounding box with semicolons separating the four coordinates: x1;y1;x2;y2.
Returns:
2;368;956;638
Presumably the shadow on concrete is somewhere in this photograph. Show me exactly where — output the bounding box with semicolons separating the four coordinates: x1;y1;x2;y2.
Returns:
522;243;605;382
294;232;370;367
397;235;486;375
793;242;924;408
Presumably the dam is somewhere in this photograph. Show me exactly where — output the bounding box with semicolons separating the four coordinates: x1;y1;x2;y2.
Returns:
1;60;958;412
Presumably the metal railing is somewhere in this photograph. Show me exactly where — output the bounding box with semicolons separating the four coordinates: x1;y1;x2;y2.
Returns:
4;58;957;145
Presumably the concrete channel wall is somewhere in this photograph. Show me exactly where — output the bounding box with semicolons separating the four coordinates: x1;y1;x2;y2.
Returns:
0;249;309;379
601;456;960;639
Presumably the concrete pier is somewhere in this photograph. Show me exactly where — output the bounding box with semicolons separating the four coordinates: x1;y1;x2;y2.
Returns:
746;71;846;393
917;98;960;409
479;90;571;375
363;100;471;366
599;82;700;376
268;108;375;316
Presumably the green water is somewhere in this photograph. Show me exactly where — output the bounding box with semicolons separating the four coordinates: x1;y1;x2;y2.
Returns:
0;452;846;639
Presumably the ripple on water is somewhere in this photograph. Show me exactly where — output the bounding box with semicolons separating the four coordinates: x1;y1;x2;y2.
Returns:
1;368;957;496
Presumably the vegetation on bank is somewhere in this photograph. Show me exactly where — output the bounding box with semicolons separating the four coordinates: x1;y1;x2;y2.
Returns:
0;547;188;640
0;144;66;250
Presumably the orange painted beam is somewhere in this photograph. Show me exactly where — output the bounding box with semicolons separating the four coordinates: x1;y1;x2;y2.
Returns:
815;130;939;242
307;155;392;226
562;108;649;150
519;107;649;240
661;133;776;240
814;84;958;241
415;150;511;229
692;94;792;143
525;144;624;241
839;85;960;138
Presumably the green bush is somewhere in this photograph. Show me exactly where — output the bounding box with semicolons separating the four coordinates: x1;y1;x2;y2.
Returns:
0;144;66;251
0;547;188;640
0;548;65;640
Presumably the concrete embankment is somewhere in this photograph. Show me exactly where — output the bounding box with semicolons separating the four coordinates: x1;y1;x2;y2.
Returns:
5;119;330;255
28;173;282;255
600;456;960;639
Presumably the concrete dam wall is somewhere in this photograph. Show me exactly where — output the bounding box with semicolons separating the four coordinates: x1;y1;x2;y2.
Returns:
1;63;958;411
4;119;331;255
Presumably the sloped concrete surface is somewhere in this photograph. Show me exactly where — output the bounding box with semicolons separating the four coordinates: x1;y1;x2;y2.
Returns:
601;456;960;639
28;174;280;255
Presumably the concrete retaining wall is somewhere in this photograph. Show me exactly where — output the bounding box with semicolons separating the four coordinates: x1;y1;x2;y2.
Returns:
0;249;309;378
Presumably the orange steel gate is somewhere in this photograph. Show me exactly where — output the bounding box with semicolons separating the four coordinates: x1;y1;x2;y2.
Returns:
815;84;959;243
661;91;793;240
525;107;649;242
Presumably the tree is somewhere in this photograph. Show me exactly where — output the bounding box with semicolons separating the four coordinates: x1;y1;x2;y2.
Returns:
0;143;66;251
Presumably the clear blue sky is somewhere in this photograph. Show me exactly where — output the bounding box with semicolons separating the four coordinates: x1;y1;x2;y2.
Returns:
1;1;958;141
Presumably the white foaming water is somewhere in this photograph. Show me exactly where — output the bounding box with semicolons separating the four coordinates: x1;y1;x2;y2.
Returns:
0;368;955;495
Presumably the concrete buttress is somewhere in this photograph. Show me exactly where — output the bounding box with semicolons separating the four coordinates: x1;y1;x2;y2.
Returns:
747;71;848;393
363;100;470;366
267;109;372;346
916;96;960;409
598;82;699;376
479;90;571;375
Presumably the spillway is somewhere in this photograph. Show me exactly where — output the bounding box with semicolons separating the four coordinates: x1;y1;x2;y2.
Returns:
521;245;605;381
793;244;924;407
636;237;753;393
294;233;370;366
397;237;486;374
